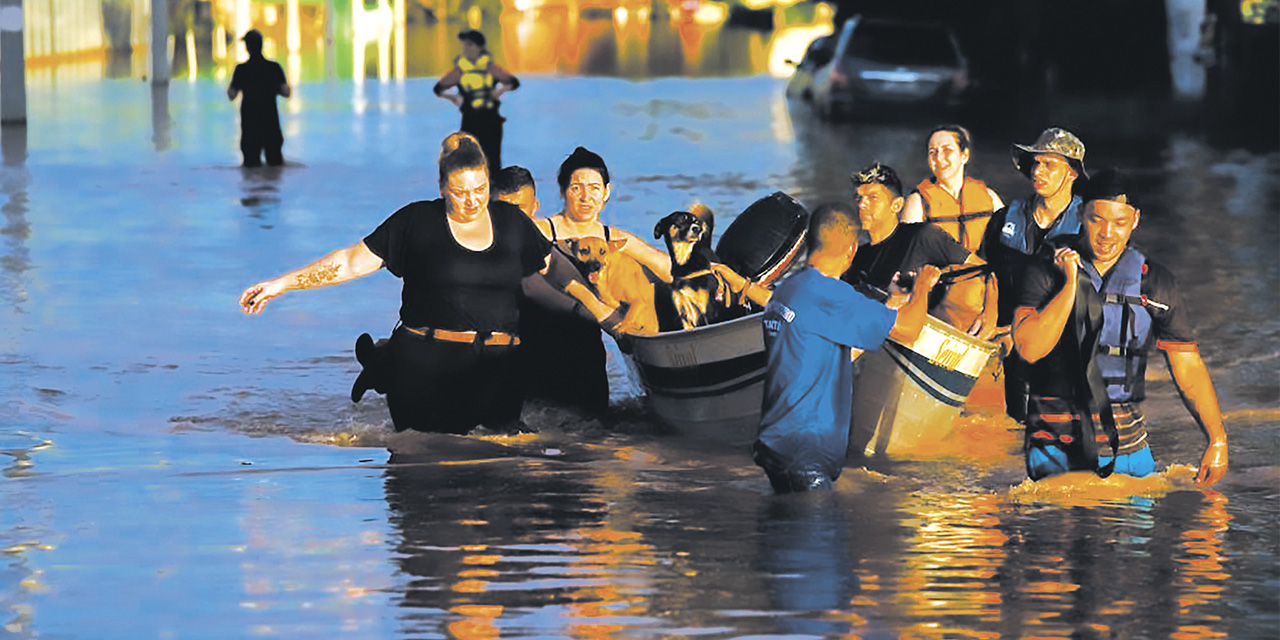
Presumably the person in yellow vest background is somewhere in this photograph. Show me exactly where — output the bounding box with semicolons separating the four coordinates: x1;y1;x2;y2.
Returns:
434;30;521;175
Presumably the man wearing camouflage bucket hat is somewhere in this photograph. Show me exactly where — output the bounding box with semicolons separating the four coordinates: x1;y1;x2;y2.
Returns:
978;126;1089;423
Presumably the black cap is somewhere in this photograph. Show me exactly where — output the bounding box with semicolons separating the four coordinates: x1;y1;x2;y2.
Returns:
458;30;486;47
241;29;262;45
1082;168;1136;207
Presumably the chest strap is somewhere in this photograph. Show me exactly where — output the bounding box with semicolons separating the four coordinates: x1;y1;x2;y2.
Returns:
926;210;994;224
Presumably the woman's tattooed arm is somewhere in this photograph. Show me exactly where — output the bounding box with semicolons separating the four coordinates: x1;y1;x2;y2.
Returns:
295;262;342;289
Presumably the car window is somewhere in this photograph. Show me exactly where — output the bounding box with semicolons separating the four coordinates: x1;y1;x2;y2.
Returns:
844;22;958;67
802;35;835;69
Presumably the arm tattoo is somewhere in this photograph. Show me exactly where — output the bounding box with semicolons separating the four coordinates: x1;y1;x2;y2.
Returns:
295;262;341;289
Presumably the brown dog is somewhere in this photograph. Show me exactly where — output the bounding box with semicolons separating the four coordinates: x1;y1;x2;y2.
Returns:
568;236;659;335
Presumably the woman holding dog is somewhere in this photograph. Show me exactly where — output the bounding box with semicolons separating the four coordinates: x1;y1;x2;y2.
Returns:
238;132;557;435
535;147;671;282
519;146;672;413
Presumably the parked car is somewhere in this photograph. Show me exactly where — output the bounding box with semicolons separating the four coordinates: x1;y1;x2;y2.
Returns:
784;33;836;101
809;16;969;119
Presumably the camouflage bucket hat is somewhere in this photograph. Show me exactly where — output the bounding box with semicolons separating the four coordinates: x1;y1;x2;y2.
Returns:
1012;127;1087;179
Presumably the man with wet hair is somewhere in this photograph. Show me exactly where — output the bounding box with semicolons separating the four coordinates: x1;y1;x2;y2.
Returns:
981;127;1089;422
1011;169;1228;485
754;202;940;494
492;165;539;218
434;30;520;175
840;162;995;336
227;29;291;167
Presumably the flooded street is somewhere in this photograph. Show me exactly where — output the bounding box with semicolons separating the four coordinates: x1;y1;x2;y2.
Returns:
2;46;1278;639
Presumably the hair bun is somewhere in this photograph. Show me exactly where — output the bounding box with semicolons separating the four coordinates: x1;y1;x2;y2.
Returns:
443;132;482;155
438;132;488;183
556;146;610;192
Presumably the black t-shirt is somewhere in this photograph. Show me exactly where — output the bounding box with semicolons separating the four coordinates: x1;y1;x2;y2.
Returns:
1130;259;1195;346
1016;251;1195;399
363;199;551;333
1016;259;1096;398
842;222;971;292
230;56;286;133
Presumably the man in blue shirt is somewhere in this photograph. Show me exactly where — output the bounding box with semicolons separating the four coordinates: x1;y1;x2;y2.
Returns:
754;201;940;493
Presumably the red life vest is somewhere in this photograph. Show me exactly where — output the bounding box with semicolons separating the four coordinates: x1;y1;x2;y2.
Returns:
915;177;996;252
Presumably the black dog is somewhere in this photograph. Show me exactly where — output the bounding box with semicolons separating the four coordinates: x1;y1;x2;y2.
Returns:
653;206;738;330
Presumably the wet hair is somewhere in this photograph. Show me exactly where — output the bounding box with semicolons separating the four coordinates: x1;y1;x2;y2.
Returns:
927;124;972;153
438;132;488;186
851;162;903;198
557;146;610;193
492;165;535;197
807;202;858;255
1081;168;1136;208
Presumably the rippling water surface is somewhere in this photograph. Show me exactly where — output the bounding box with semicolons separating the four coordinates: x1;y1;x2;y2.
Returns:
0;67;1277;638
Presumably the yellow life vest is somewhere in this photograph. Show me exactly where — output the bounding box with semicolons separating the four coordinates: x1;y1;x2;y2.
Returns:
456;53;496;110
916;177;996;252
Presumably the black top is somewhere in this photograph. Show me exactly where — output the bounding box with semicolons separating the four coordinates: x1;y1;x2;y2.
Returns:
363;199;551;332
1015;253;1194;399
1016;259;1098;398
842;222;971;292
1131;259;1194;344
230;56;286;133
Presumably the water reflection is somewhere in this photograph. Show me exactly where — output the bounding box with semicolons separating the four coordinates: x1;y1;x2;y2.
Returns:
1169;490;1232;640
782;98;930;204
990;491;1233;640
0;432;53;638
756;494;862;636
238;164;284;227
33;0;833;84
383;444;662;637
893;494;1008;637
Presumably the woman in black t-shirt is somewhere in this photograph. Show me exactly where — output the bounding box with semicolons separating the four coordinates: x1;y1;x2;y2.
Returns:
238;132;555;434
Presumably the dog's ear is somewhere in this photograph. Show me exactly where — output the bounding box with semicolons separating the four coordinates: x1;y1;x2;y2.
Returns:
567;238;581;254
608;238;628;253
654;214;675;239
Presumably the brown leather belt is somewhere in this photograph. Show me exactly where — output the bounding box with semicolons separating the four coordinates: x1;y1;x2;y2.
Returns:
404;326;520;346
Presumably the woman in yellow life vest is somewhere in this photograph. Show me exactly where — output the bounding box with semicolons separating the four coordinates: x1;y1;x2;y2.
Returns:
434;30;520;175
901;124;1004;253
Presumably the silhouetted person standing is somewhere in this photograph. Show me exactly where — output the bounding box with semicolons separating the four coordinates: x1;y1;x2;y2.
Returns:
434;30;520;175
227;29;291;167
